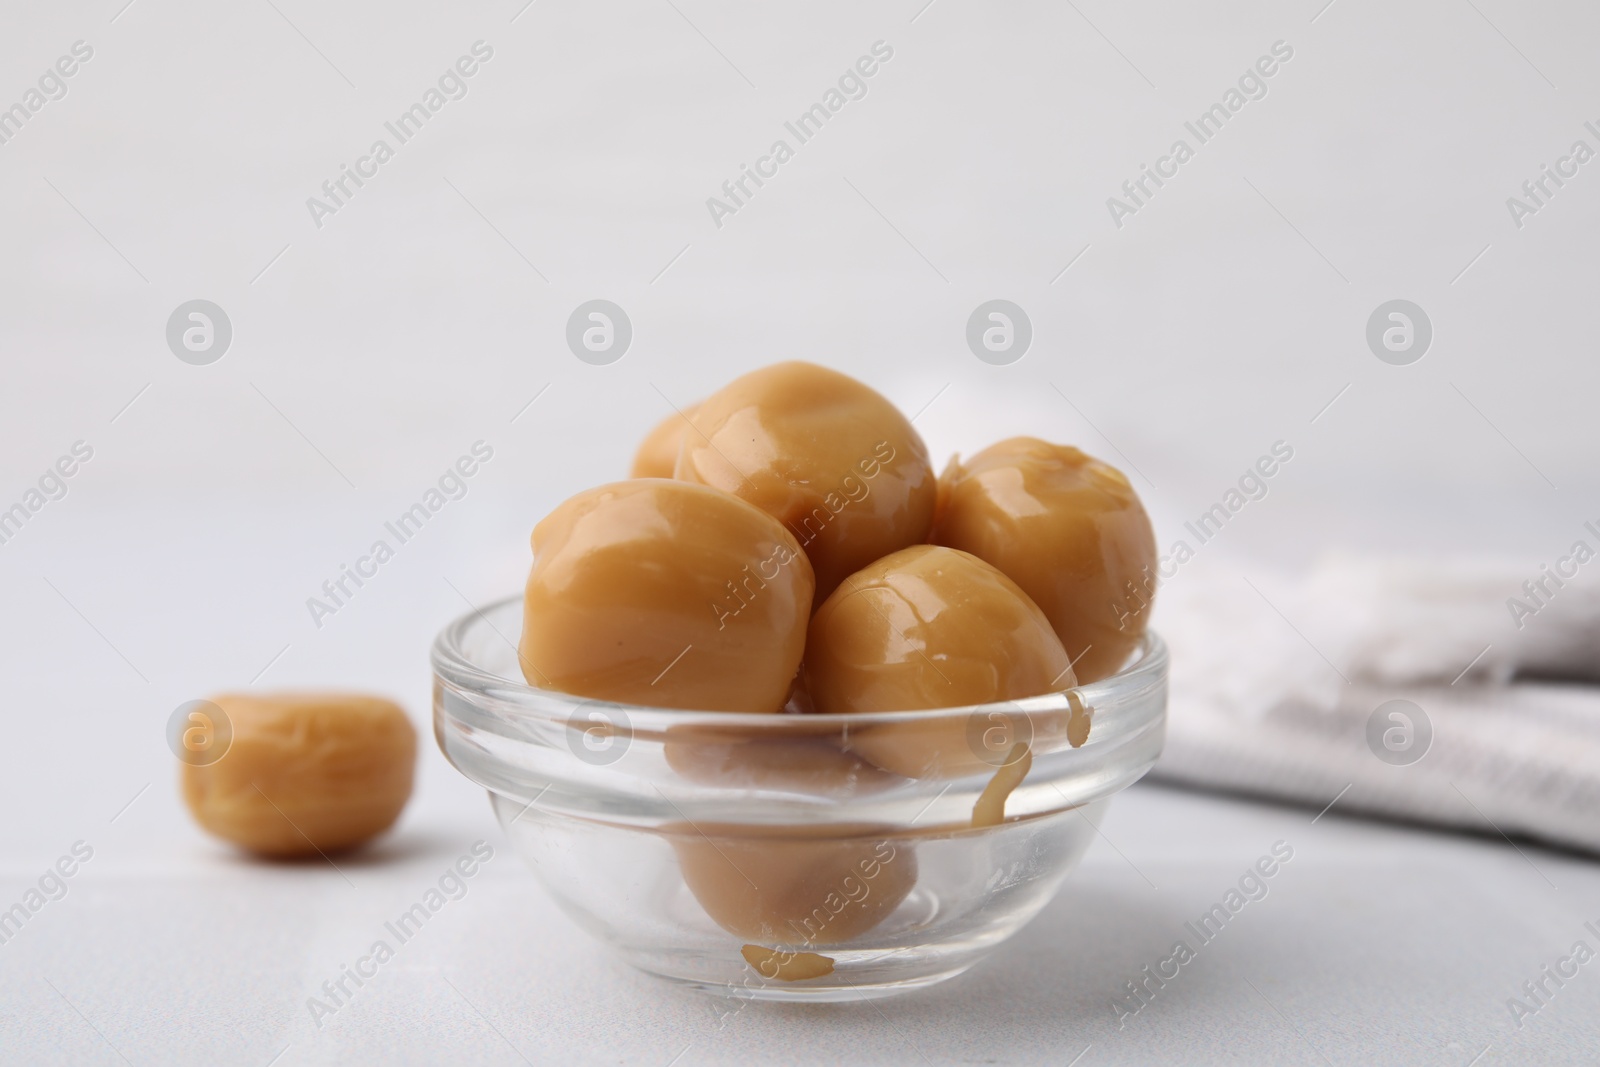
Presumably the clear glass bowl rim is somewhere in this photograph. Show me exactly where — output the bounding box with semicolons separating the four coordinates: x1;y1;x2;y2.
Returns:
431;594;1168;734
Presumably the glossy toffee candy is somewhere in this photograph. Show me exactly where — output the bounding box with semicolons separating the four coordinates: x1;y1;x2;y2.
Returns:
663;720;897;796
661;672;900;801
932;438;1156;683
670;823;915;946
740;944;835;981
519;479;814;712
181;692;416;857
630;403;700;479
806;545;1076;777
674;361;937;602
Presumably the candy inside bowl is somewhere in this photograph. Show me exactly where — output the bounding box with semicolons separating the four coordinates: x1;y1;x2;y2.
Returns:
432;596;1167;1002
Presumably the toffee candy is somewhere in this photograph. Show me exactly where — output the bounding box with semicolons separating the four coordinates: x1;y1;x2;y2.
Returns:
674;361;937;602
630;403;700;479
806;544;1076;777
933;438;1156;683
671;824;915;946
519;479;814;712
181;692;416;857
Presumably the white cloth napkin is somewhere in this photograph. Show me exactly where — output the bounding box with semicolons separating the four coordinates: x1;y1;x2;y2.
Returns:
1151;553;1600;855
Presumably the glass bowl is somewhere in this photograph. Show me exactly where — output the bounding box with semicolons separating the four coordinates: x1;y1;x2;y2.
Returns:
432;596;1167;1002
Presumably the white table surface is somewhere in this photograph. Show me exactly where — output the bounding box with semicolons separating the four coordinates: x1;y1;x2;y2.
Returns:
7;774;1600;1067
2;498;1597;1066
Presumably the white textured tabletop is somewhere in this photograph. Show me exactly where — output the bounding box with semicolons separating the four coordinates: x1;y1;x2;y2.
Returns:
3;501;1598;1066
8;751;1600;1067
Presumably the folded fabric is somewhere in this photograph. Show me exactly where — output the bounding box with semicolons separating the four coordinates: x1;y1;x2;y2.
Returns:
1150;554;1600;856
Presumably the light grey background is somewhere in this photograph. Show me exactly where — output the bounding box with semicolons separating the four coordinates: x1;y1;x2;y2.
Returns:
2;0;1597;1064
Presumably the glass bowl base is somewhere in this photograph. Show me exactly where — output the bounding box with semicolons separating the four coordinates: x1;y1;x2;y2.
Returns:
619;946;983;1002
